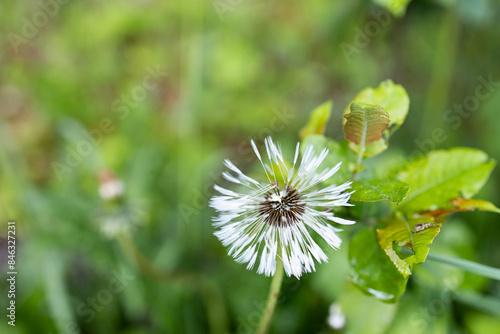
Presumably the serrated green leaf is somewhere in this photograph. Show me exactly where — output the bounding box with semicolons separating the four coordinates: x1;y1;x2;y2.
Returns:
301;134;354;185
299;101;332;140
343;103;390;147
397;148;496;214
349;229;408;303
373;0;412;17
450;198;500;214
344;80;409;158
351;180;409;204
377;216;440;278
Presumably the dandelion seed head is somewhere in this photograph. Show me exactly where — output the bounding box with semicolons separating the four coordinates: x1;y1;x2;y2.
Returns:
210;137;355;278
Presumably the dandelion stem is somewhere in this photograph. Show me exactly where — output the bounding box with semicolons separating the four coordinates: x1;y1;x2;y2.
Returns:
256;259;285;334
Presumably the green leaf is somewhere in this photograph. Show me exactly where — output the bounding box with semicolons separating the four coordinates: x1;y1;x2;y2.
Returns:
344;80;409;157
301;134;354;185
372;0;412;17
377;216;440;278
450;198;500;214
397;148;496;214
351;180;409;204
343;102;390;148
299;101;332;140
349;229;408;303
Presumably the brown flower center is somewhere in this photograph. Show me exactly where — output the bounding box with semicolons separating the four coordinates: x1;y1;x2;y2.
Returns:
259;185;306;227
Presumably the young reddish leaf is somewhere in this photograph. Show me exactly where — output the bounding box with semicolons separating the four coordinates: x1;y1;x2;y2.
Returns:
343;103;390;147
345;80;409;132
450;198;500;214
421;198;500;217
343;80;409;158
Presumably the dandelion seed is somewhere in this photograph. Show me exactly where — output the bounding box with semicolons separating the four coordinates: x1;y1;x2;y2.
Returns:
210;137;355;278
96;170;146;238
327;303;346;330
98;170;125;201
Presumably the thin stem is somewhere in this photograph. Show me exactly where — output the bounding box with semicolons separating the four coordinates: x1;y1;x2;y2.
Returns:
427;252;500;281
117;230;198;283
116;231;228;334
351;146;365;181
455;290;500;316
256;260;285;334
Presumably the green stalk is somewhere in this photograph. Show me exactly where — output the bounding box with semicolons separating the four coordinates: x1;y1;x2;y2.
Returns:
455;290;500;316
351;146;365;181
256;260;285;334
117;231;196;283
427;253;500;281
43;250;80;334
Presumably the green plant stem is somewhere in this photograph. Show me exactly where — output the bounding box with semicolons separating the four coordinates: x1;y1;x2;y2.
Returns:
117;231;196;283
427;253;500;281
256;260;285;334
351;147;365;180
455;290;500;316
43;250;80;334
116;231;228;334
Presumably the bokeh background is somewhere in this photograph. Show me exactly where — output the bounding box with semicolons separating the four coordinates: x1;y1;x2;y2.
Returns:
1;0;500;333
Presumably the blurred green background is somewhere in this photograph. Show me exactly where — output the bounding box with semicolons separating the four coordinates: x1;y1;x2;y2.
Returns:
1;0;500;333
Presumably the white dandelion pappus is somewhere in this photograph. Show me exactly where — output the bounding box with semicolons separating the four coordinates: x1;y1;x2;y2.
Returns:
210;137;355;278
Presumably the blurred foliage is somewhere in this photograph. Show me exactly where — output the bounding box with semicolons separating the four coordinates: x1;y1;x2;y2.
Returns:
1;0;500;333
